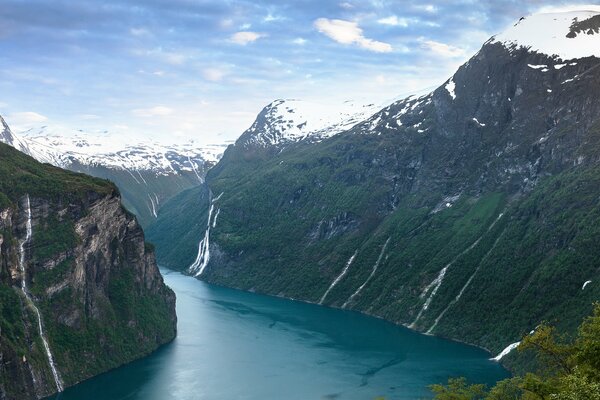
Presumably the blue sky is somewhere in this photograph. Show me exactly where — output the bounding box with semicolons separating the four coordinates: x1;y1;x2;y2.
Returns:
0;1;597;145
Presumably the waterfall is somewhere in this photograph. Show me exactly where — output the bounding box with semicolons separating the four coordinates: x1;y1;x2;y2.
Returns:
189;192;224;277
148;194;157;218
18;195;64;393
426;225;506;334
189;203;214;277
342;238;391;309
212;208;221;228
410;213;504;329
491;341;520;361
318;250;358;305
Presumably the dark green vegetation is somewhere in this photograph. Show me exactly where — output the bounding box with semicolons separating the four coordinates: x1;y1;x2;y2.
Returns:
0;141;115;203
0;142;176;399
431;304;600;399
148;36;600;373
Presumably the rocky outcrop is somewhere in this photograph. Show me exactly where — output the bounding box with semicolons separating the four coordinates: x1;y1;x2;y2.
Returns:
0;143;176;400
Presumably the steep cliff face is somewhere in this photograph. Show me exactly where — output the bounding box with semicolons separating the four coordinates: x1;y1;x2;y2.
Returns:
147;10;600;368
0;142;176;399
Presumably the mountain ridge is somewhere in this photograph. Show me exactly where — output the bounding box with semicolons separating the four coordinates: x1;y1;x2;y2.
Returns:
147;9;600;371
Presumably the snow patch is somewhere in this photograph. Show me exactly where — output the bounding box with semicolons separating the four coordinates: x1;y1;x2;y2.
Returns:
492;11;600;61
445;78;456;100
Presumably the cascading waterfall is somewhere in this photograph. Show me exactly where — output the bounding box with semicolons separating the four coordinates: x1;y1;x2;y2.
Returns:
148;193;158;218
491;341;520;361
426;221;506;334
410;213;504;329
212;208;221;228
342;238;391;309
18;195;64;393
319;250;358;305
189;192;224;277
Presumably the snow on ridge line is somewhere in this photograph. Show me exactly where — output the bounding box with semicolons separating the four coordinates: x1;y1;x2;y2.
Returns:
3;128;226;174
242;98;382;147
492;11;600;61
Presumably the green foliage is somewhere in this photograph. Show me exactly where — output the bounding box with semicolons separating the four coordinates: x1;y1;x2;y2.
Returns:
431;304;600;400
0;142;115;203
32;215;78;262
430;377;487;400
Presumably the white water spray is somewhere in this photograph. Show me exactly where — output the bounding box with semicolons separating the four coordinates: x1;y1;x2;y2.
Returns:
18;195;64;392
410;213;504;329
342;238;391;309
319;250;358;305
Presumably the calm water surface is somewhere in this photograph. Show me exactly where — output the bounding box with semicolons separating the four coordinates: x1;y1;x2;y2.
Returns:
48;268;508;400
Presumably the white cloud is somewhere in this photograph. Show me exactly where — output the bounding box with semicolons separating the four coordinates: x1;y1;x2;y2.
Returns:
78;114;100;120
536;4;600;13
229;31;266;45
132;106;173;117
377;16;410;27
419;4;438;13
130;28;150;37
9;111;48;124
263;14;284;22
420;39;465;58
314;18;392;53
293;37;307;45
339;2;354;9
203;68;227;82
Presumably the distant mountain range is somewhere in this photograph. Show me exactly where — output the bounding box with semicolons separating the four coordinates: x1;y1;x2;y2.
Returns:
0;120;226;226
147;9;600;371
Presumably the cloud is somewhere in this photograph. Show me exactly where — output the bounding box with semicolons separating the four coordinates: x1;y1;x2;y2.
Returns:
377;16;410;27
203;68;227;81
263;14;284;22
132;106;173;117
130;28;150;37
229;31;266;45
420;39;465;57
78;114;100;120
9;111;48;124
293;37;307;45
314;18;392;53
536;4;600;13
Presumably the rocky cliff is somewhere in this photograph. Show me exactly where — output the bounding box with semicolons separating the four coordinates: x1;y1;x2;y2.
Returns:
0;142;176;399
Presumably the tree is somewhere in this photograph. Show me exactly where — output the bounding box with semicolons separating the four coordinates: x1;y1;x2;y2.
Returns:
430;303;600;400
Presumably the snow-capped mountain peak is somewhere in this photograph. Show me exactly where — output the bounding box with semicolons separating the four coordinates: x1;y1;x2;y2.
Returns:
491;10;600;61
237;99;381;148
13;126;226;176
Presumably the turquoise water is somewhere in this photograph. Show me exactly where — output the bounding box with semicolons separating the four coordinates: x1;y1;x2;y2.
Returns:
48;268;508;400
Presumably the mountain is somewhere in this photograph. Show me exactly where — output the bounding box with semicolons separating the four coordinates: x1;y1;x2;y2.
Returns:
0;142;176;399
148;9;600;370
0;122;226;227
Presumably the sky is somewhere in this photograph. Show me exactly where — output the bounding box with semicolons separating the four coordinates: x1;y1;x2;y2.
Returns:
0;1;598;145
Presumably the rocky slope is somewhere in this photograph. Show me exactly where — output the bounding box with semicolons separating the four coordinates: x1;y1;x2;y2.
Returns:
148;9;600;369
0;142;176;399
0;123;226;227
